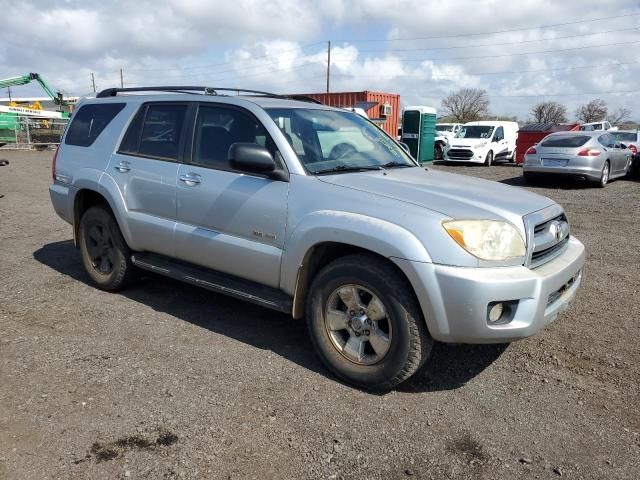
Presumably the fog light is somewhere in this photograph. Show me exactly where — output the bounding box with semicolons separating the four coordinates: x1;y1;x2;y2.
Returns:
488;302;504;323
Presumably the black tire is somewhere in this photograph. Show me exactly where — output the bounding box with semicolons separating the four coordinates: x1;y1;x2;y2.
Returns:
484;150;493;166
434;142;445;160
594;161;610;188
78;205;136;291
305;254;433;390
509;147;516;163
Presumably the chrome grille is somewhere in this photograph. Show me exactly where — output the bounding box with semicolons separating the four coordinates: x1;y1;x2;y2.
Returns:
524;206;570;268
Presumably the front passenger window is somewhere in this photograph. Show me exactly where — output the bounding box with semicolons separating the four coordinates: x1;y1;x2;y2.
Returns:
192;106;273;170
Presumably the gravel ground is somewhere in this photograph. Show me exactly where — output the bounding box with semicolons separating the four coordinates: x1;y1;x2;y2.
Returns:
1;150;639;480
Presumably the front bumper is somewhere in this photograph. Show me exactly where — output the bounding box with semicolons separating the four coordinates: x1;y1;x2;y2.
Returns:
393;236;586;343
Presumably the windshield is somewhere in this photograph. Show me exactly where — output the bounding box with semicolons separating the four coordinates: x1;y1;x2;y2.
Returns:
436;124;454;132
579;123;602;131
456;125;494;139
613;132;637;143
267;108;415;174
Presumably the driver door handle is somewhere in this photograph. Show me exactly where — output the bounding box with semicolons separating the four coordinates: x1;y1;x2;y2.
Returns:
179;173;201;186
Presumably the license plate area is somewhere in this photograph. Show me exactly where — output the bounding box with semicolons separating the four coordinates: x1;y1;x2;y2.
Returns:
542;158;568;167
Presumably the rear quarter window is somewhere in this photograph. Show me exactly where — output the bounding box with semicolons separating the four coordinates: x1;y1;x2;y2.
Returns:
64;103;126;147
541;135;591;148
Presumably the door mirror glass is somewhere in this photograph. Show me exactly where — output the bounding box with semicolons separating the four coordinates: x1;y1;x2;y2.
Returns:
229;143;276;174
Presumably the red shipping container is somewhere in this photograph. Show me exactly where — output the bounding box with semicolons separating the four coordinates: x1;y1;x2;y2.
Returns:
516;123;580;164
293;91;400;137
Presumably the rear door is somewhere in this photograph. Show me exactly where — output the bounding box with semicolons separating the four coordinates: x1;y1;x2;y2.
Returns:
599;134;624;174
174;103;289;288
109;102;190;257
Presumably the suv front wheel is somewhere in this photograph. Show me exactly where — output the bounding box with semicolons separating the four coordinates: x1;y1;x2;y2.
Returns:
306;254;433;390
79;205;136;291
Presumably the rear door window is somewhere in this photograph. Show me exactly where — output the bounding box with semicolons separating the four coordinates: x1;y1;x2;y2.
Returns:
598;134;616;148
541;135;591;148
65;103;125;147
119;103;188;161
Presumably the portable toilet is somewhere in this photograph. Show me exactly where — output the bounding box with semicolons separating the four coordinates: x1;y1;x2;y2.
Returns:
401;106;437;164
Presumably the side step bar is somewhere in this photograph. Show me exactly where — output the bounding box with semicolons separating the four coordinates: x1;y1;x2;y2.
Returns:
131;252;293;314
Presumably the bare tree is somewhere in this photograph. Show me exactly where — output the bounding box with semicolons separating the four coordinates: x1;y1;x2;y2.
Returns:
441;88;490;123
575;99;608;123
530;101;568;124
606;107;632;125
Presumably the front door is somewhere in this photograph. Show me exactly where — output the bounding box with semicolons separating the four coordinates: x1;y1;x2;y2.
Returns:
174;104;289;288
108;102;189;257
492;126;509;161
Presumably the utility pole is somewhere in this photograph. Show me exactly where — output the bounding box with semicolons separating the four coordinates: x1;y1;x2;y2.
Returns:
120;68;124;88
91;73;96;93
326;40;331;94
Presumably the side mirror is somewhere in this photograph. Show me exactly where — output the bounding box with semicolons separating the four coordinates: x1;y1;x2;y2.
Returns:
229;143;276;175
399;142;411;154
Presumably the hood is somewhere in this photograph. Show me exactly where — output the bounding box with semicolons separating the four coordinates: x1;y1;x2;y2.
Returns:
318;167;555;224
449;138;488;148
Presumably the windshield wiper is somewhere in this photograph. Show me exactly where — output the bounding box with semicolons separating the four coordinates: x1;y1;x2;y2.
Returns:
380;161;413;169
313;165;384;175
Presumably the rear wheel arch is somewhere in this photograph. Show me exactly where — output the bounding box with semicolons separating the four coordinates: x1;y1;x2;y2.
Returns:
73;189;129;248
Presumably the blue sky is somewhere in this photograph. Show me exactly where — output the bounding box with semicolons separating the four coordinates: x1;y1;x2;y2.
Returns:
1;0;639;121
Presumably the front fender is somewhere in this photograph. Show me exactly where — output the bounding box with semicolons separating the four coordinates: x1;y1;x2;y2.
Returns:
280;210;432;295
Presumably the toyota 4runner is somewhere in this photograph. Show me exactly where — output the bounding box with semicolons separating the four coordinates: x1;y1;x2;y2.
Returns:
49;86;586;389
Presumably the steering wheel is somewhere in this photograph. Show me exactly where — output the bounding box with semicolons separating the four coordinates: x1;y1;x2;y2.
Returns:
328;143;357;160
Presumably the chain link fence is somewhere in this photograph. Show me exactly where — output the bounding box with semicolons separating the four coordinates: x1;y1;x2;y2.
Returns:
0;117;69;150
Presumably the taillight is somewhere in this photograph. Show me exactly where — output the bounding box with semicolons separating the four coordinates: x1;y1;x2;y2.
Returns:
52;145;59;181
629;144;637;155
525;146;537;155
577;148;601;157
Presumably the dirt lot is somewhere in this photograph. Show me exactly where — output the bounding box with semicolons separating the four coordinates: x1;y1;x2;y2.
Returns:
1;150;639;479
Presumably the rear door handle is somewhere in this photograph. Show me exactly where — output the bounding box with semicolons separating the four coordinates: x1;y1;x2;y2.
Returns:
179;173;201;186
114;161;131;173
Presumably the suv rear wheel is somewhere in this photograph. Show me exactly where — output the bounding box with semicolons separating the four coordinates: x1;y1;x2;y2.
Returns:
306;254;433;390
79;205;136;291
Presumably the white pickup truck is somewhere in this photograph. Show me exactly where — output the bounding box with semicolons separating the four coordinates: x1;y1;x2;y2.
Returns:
434;123;462;159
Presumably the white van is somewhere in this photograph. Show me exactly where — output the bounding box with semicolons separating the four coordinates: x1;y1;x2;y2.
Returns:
446;121;519;166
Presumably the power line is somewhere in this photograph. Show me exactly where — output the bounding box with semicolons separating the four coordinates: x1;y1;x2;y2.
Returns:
407;89;640;99
388;39;640;63
330;61;640;79
336;12;640;43
357;26;639;53
120;38;639;88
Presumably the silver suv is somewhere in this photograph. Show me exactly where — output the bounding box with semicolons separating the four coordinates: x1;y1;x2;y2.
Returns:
49;86;586;389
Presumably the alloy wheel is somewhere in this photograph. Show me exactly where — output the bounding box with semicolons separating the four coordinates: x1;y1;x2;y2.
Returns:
86;224;116;274
324;284;392;365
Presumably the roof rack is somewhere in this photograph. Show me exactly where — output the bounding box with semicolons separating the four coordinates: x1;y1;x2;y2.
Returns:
95;86;323;104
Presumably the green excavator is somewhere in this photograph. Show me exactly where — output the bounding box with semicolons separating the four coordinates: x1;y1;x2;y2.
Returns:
0;73;70;145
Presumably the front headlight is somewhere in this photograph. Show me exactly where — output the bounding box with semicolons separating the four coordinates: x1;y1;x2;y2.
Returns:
443;220;526;261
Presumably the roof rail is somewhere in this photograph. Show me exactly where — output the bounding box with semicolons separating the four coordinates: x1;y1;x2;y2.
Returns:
95;86;325;104
96;86;289;98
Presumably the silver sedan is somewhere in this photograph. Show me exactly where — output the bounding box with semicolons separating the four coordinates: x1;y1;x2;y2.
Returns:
522;131;632;187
